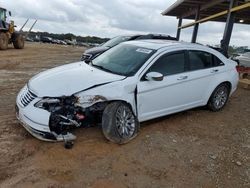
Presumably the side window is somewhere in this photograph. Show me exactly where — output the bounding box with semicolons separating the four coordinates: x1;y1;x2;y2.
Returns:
188;51;213;71
213;55;224;67
148;51;185;76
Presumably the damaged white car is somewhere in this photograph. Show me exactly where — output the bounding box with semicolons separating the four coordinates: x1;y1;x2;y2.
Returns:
16;40;239;144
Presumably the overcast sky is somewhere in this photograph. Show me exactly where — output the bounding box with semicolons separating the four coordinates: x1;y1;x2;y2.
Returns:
1;0;249;47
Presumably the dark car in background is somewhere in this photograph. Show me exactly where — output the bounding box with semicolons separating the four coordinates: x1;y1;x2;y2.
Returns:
81;34;177;62
40;36;54;43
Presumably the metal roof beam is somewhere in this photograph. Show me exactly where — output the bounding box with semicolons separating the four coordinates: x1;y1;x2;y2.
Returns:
181;0;228;18
179;2;250;29
161;0;185;16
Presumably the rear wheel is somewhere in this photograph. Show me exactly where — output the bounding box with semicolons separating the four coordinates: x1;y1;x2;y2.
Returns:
102;102;139;144
208;83;230;112
0;32;8;50
12;33;24;49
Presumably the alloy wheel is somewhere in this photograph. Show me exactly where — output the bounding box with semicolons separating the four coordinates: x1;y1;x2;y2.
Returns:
115;105;136;138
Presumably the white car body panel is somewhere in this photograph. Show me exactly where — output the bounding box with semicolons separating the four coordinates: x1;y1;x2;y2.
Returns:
235;52;250;67
75;77;138;113
16;40;239;141
136;45;238;121
29;62;125;97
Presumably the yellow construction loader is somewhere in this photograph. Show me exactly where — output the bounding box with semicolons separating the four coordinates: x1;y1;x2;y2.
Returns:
0;7;24;50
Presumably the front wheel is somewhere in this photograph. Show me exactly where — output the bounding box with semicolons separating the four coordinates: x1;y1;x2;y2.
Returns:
12;33;24;49
208;83;230;112
0;32;8;50
102;102;139;144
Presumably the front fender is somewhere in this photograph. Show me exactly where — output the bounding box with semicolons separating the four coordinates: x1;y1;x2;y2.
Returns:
74;77;138;115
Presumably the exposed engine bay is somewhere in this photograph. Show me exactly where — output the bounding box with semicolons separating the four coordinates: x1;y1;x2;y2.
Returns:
35;95;108;142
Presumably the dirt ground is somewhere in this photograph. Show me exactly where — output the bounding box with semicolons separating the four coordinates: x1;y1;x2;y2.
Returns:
0;43;249;188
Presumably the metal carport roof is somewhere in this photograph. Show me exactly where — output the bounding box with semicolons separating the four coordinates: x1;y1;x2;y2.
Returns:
161;0;250;56
162;0;250;25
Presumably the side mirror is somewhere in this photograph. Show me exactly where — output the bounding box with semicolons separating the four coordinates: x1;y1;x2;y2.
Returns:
85;59;91;64
8;11;12;16
145;72;164;81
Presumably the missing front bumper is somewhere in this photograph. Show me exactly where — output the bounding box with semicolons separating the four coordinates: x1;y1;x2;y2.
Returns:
16;105;76;142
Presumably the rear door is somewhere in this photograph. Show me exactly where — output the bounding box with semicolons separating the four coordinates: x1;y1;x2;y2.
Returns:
185;50;225;103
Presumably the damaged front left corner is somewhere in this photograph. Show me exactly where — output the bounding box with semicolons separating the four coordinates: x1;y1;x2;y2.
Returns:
34;94;108;142
28;95;84;142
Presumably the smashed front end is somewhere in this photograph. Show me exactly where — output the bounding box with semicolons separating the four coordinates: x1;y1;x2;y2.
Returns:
16;85;107;142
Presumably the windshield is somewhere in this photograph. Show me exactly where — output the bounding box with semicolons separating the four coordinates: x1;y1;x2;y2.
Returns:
92;43;156;76
102;36;132;48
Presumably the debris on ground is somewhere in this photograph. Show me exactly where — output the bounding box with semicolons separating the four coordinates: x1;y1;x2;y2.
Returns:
209;154;217;160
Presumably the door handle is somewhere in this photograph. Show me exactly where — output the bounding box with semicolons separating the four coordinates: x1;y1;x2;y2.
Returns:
177;76;188;80
211;69;219;73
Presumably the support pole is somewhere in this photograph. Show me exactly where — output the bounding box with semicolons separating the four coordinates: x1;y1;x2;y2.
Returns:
221;0;238;57
28;20;37;33
191;6;200;43
19;19;29;32
25;20;38;38
176;17;182;41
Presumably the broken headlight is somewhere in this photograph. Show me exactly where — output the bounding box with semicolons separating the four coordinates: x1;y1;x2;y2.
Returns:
34;98;60;109
34;96;77;113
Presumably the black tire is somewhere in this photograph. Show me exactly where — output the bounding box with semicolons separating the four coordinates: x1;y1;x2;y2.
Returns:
102;102;139;144
0;32;8;50
208;83;230;112
12;33;24;49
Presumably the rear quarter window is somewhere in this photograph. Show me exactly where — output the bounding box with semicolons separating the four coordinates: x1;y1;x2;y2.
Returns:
188;50;224;71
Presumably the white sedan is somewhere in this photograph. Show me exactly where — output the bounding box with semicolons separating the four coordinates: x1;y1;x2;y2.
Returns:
234;52;250;67
16;40;239;144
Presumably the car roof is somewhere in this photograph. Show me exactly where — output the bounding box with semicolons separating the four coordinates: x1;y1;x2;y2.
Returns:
123;40;227;60
123;39;205;50
114;34;142;38
136;34;177;40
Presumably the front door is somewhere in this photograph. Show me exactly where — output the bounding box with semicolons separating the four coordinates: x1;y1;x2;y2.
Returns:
137;50;194;121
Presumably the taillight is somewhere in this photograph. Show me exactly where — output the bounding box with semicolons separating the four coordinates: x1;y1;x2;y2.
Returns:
236;65;240;73
236;66;250;74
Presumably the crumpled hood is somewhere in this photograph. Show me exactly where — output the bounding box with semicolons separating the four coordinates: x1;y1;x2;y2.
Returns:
28;62;125;97
84;46;110;55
